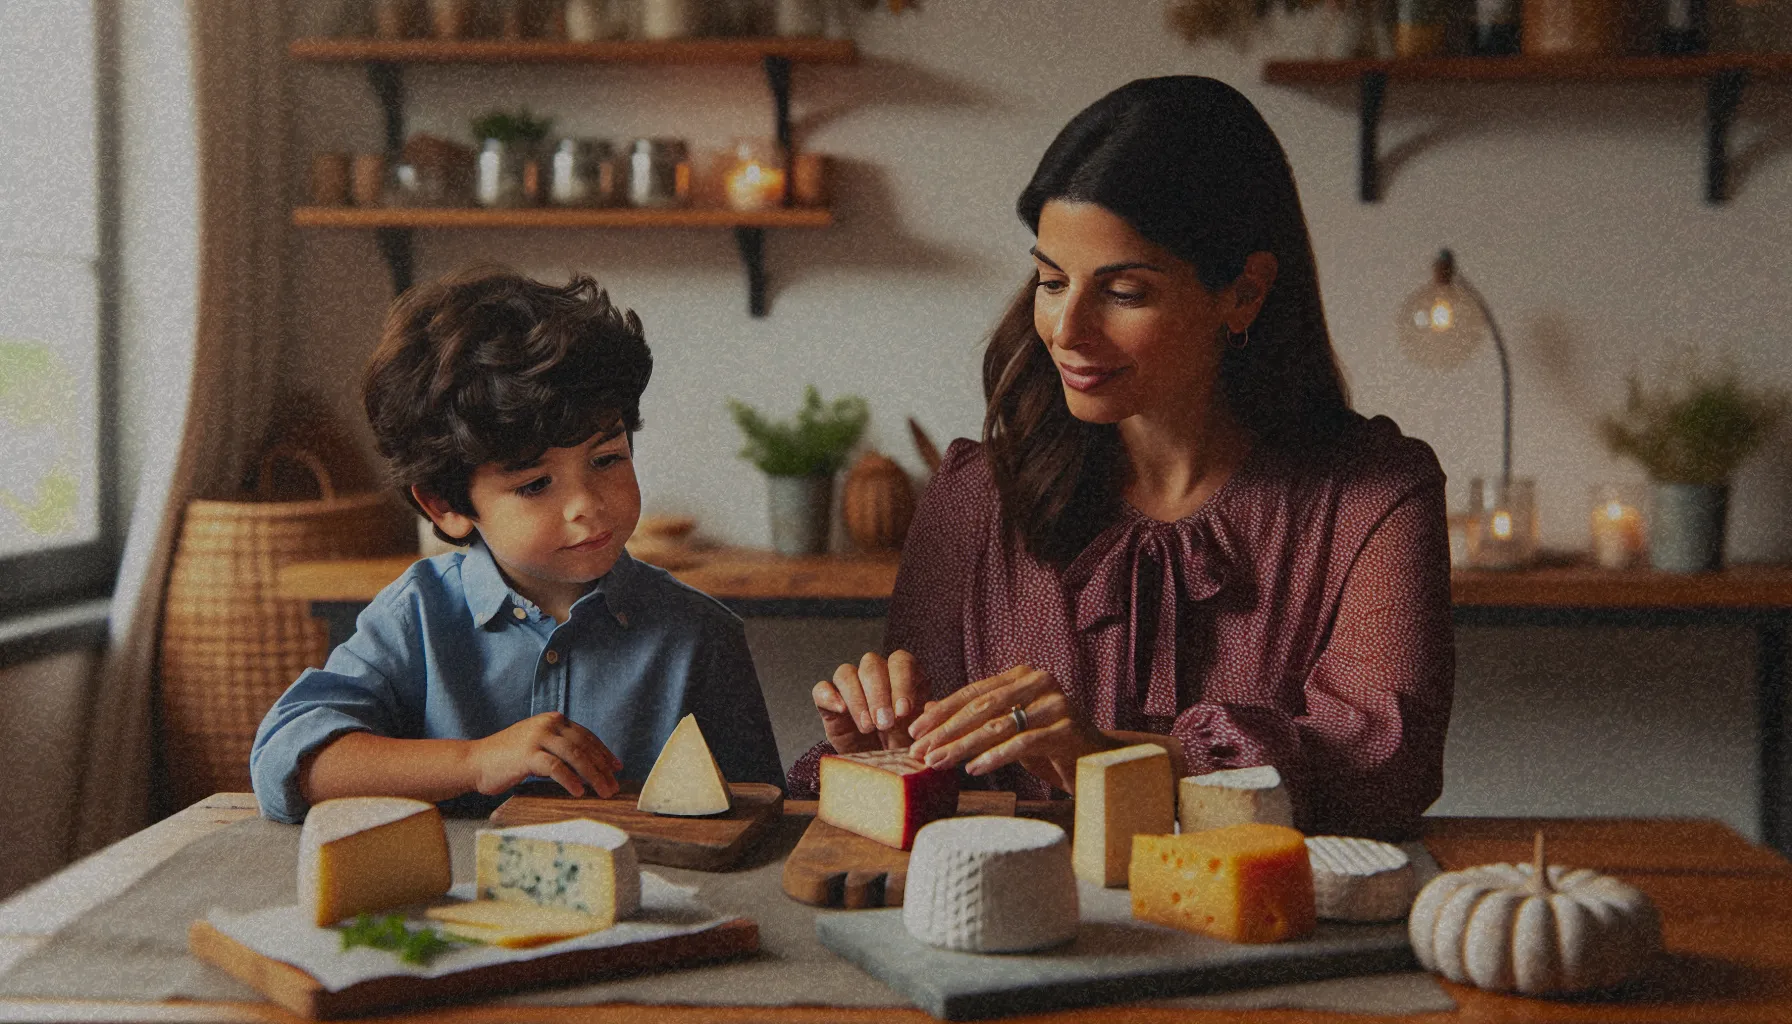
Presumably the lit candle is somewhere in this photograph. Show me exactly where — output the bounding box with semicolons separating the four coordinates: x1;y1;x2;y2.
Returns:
724;159;786;212
1490;509;1513;541
1590;496;1645;570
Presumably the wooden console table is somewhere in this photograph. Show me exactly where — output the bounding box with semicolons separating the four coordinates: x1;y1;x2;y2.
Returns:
277;556;1792;854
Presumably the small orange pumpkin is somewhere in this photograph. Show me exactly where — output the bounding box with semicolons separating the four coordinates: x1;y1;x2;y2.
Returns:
843;451;916;551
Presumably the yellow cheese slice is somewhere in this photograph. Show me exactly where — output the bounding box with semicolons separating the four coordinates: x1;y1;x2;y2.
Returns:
424;899;607;947
637;713;732;816
1072;744;1174;887
299;796;452;927
1130;823;1316;943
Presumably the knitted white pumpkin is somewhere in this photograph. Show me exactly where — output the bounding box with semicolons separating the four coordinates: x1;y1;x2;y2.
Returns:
1409;834;1661;995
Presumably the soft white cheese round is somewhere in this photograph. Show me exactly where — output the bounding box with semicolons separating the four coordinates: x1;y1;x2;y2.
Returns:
1177;765;1294;833
902;816;1078;953
1305;835;1415;922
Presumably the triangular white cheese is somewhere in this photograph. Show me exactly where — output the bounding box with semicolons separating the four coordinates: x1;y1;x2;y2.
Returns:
637;713;732;816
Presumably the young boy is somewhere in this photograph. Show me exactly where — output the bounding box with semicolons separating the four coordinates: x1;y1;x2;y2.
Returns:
251;269;784;823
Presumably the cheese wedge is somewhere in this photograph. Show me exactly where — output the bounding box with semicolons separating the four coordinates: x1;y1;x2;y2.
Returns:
1072;744;1174;887
1305;835;1415;922
637;713;732;816
1130;823;1316;943
298;796;452;926
818;748;959;850
476;818;641;927
903;816;1079;952
425;900;606;948
1177;765;1294;833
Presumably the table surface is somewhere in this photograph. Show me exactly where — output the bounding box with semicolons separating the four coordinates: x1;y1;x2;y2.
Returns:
2;795;1790;1023
278;550;1792;608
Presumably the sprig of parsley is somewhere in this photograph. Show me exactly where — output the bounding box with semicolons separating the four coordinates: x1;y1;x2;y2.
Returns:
337;913;472;965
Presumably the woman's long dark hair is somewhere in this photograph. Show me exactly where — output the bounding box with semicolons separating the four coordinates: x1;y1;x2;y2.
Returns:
983;76;1351;567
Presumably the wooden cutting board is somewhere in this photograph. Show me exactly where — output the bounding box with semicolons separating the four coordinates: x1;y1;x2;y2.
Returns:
489;781;783;871
189;916;758;1019
781;790;1018;909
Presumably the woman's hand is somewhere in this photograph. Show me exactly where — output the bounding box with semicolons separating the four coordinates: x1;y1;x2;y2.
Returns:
813;650;929;755
907;664;1112;790
467;712;623;798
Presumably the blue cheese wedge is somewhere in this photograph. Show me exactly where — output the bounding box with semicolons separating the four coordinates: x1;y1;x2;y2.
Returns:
1305;835;1415;922
474;818;641;927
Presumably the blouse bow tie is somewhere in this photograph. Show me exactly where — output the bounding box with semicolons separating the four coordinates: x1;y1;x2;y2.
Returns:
1067;517;1230;718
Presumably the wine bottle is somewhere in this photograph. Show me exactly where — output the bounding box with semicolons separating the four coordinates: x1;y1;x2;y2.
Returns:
1473;0;1521;55
1661;0;1709;54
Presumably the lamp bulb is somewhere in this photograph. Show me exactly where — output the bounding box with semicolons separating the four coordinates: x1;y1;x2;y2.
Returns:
1396;281;1486;371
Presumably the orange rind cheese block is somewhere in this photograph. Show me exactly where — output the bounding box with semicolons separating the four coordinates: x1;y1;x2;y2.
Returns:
1130;823;1316;943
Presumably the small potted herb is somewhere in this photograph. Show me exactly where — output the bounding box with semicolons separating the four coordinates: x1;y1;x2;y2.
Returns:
1598;365;1785;572
470;108;554;207
727;385;869;555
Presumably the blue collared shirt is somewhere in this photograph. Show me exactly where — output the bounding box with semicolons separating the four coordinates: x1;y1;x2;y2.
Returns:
250;540;785;823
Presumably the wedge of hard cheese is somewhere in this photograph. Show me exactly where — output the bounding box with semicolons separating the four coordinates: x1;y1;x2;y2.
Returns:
1131;823;1316;944
638;713;732;816
1177;765;1294;833
1305;835;1414;922
425;900;607;948
818;748;959;850
476;818;641;927
299;796;452;927
1073;744;1174;887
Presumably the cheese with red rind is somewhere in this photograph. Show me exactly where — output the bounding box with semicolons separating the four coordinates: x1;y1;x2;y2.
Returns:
818;749;959;850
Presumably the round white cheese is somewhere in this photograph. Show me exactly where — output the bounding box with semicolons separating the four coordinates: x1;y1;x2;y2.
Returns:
1305;835;1415;922
903;817;1078;953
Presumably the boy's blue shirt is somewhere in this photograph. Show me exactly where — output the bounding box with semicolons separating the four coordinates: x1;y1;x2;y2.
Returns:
250;539;785;823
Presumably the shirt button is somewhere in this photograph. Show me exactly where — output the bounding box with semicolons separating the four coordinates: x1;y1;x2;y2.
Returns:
513;607;527;620
544;649;560;665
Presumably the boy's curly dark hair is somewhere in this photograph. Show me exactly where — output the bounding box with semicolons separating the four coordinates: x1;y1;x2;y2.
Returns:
362;267;652;544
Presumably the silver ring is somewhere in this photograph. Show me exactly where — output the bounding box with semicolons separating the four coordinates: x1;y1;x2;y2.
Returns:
1009;704;1029;733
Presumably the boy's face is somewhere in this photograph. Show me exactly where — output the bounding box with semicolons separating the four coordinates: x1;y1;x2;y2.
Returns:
416;429;641;614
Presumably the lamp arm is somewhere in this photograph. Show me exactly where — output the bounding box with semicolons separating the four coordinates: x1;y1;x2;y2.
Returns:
1468;281;1513;488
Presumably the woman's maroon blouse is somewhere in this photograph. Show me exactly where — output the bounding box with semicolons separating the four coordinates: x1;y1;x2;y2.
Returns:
787;414;1454;840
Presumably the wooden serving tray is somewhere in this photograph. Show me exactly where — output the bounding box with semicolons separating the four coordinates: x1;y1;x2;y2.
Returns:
189;916;759;1020
489;782;783;871
781;790;1018;908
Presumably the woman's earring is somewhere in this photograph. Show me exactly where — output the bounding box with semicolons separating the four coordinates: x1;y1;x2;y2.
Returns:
1228;326;1250;349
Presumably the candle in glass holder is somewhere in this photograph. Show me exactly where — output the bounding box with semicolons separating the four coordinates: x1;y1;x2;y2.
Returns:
1465;476;1537;570
1589;484;1645;570
722;139;786;211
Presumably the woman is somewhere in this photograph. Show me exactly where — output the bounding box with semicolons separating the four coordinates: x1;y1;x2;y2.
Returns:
787;76;1453;840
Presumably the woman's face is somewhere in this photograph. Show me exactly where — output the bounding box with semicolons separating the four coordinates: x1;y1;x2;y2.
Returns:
1031;200;1259;428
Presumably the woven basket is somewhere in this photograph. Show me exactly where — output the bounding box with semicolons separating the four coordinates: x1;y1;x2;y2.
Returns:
158;446;412;810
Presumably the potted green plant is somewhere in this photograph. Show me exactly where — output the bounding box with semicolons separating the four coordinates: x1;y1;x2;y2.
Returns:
1598;367;1785;573
727;385;869;555
470;108;554;207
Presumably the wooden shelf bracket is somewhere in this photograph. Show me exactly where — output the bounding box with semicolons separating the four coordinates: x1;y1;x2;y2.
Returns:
366;61;416;293
734;226;768;317
1707;67;1750;204
1358;71;1388;203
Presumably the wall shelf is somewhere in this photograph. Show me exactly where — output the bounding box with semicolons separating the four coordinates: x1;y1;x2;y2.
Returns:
289;35;855;315
1263;53;1792;204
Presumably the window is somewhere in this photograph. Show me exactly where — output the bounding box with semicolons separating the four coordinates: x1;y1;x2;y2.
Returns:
0;0;113;617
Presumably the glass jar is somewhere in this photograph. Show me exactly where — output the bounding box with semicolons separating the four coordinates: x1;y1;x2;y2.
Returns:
547;138;619;206
627;138;691;208
720;137;786;211
476;138;540;208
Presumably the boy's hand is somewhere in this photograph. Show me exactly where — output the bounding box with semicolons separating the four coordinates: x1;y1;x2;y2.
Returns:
813;650;928;755
467;712;623;798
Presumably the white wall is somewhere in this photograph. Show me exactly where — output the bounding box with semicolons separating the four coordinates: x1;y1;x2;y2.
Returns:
276;2;1790;838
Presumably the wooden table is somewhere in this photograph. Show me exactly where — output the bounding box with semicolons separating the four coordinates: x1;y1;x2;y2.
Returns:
2;795;1789;1022
277;556;1792;854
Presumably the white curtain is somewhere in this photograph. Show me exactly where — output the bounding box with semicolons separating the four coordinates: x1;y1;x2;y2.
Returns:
72;0;287;854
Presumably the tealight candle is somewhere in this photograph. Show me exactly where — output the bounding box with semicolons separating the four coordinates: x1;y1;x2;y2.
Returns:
1589;484;1645;570
1465;476;1537;571
722;139;786;211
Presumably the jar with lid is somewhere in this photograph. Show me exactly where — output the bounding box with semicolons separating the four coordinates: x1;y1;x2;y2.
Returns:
548;138;619;206
627;138;691;208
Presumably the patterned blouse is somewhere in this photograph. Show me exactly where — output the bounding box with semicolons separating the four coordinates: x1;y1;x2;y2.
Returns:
787;413;1455;840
